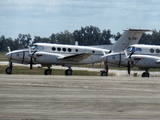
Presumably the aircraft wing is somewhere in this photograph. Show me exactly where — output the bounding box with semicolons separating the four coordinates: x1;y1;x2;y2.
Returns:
58;53;92;62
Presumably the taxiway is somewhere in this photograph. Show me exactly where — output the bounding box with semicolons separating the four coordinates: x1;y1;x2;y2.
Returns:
0;75;160;119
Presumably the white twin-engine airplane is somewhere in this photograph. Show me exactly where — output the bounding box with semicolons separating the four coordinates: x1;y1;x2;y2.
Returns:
101;44;160;77
5;28;153;76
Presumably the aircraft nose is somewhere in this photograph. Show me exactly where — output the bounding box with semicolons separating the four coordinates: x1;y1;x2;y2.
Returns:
5;52;11;59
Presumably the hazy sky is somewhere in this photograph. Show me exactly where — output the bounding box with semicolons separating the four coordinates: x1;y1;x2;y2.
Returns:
0;0;160;39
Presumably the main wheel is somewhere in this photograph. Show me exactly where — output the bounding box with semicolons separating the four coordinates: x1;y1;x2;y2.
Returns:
101;71;108;76
142;72;150;77
65;69;72;76
44;69;52;75
6;67;12;74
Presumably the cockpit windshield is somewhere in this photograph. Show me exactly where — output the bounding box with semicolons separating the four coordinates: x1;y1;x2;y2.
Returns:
30;45;38;51
126;46;142;53
126;46;134;52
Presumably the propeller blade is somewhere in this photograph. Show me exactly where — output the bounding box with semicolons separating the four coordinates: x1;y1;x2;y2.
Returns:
127;61;130;75
129;51;134;58
30;58;33;70
28;46;32;54
102;51;106;55
124;50;128;57
7;46;11;52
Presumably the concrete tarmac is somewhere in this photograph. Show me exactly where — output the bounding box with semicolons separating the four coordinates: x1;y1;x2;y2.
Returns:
0;75;160;119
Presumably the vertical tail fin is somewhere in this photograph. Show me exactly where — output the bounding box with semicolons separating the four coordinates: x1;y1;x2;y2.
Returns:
112;28;155;52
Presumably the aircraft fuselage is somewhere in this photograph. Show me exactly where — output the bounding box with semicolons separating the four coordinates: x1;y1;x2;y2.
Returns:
6;43;110;66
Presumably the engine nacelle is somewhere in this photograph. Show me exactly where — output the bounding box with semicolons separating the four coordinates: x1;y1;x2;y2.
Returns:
129;55;160;68
101;52;128;67
34;52;64;64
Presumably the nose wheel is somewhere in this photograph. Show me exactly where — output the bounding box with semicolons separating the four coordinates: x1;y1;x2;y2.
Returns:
6;67;12;74
142;72;150;77
100;61;108;76
6;62;12;74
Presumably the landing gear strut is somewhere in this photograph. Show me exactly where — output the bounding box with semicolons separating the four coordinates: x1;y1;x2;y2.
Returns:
65;67;72;76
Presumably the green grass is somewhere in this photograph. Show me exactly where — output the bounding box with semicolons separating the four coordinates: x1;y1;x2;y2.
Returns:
0;65;106;76
1;64;160;76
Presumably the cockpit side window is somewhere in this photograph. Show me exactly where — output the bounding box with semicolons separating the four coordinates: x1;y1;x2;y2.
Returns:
38;46;44;50
135;48;141;53
126;46;141;53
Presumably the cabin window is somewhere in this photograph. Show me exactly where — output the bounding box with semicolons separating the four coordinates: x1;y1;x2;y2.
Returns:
57;47;61;51
150;48;154;53
63;48;66;52
68;48;72;52
75;49;78;52
156;49;160;53
52;47;56;51
92;50;95;53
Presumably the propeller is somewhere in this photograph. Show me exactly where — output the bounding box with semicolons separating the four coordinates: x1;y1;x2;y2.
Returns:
124;50;134;75
28;46;36;70
102;50;112;75
127;60;130;75
6;46;12;68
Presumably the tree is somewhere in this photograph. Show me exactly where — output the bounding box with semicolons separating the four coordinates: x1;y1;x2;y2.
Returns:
56;30;74;44
50;33;56;43
18;34;32;48
113;32;122;41
0;35;5;51
73;26;112;45
99;29;112;45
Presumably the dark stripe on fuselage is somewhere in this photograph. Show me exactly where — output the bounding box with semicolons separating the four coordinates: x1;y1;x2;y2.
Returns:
21;51;25;63
118;53;121;67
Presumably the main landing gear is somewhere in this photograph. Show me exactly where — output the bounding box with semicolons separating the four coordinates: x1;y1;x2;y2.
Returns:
65;67;72;76
44;67;72;76
44;68;52;75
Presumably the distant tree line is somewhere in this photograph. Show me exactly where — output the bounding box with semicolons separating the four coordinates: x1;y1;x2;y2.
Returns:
0;25;159;52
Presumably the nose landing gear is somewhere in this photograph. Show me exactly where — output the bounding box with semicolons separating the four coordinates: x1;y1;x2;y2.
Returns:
100;62;108;76
6;62;12;74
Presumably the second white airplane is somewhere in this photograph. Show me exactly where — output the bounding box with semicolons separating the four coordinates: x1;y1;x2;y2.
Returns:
101;43;160;77
5;28;153;76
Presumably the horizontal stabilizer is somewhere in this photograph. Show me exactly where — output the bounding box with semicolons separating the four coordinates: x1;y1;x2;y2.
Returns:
124;28;156;32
